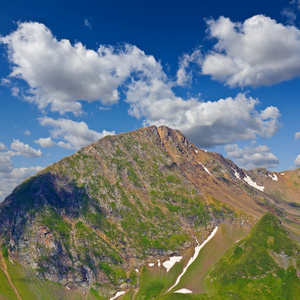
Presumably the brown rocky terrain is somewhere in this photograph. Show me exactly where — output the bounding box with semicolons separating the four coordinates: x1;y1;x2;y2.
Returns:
0;125;299;298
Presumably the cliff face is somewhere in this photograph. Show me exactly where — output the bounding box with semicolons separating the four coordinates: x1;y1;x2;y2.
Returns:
0;125;299;296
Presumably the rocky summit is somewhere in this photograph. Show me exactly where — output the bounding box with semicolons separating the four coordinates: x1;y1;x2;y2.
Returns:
0;125;300;299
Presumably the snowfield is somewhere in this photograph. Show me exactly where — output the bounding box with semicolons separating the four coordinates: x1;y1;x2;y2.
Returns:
174;288;193;293
163;256;183;272
168;227;218;292
243;175;264;191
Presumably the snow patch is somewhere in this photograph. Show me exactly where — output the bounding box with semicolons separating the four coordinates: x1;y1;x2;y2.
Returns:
163;256;182;272
110;291;126;300
168;227;218;292
195;149;198;154
280;173;285;176
232;168;240;180
199;163;212;176
157;259;161;267
268;173;278;181
148;263;154;267
203;149;208;152
243;175;264;192
174;288;193;294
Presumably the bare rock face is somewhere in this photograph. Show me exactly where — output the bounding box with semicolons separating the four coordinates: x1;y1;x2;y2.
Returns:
0;125;299;293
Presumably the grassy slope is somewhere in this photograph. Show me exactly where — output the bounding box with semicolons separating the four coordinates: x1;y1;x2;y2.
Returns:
125;213;300;300
116;224;250;300
133;257;189;299
166;223;251;294
0;247;102;300
0;267;18;300
204;213;300;299
2;213;298;300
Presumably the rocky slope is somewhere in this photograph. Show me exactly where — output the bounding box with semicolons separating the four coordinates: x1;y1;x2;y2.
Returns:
0;125;299;298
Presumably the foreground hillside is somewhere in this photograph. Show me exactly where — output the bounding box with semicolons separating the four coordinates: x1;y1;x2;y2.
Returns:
0;125;299;299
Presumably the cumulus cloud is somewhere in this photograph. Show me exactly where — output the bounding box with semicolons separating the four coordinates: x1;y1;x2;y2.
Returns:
225;143;279;169
295;154;300;167
0;22;164;113
295;131;300;140
10;139;42;157
0;153;13;172
0;145;43;201
0;139;45;200
126;78;281;147
38;117;115;150
0;21;282;149
0;142;7;151
0;166;43;202
202;15;300;87
24;129;31;136
34;137;56;148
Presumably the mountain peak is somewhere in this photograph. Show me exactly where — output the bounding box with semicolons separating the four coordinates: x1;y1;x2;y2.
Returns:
0;126;300;298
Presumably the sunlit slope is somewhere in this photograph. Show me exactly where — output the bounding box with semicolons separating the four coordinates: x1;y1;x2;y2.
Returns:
0;126;300;298
204;213;300;299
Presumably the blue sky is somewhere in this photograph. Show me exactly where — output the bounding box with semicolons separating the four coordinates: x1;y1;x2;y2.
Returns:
1;0;300;200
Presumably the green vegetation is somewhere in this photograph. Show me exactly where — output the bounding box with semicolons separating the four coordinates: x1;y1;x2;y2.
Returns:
99;263;126;285
41;209;71;240
129;269;138;285
0;267;18;300
5;126;297;299
204;213;300;299
1;252;72;300
135;261;186;299
75;221;123;265
122;290;135;299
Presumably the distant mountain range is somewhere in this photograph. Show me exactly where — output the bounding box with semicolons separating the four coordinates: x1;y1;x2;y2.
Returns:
0;125;299;299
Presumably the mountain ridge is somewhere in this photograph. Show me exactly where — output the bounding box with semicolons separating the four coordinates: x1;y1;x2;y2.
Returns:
0;125;299;299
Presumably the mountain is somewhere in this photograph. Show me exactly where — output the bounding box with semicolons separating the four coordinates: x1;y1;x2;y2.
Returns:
0;125;299;299
204;212;300;299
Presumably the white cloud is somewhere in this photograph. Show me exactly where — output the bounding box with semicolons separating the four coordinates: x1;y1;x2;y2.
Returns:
1;22;164;113
176;49;202;86
225;144;244;158
126;78;281;147
295;154;300;167
10;139;42;157
225;143;279;169
38;117;115;150
202;15;300;87
0;153;13;172
0;142;43;201
0;142;7;151
0;166;42;179
0;166;43;202
34;137;56;148
99;106;111;111
56;141;73;149
24;129;31;136
295;132;300;140
0;21;282;150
